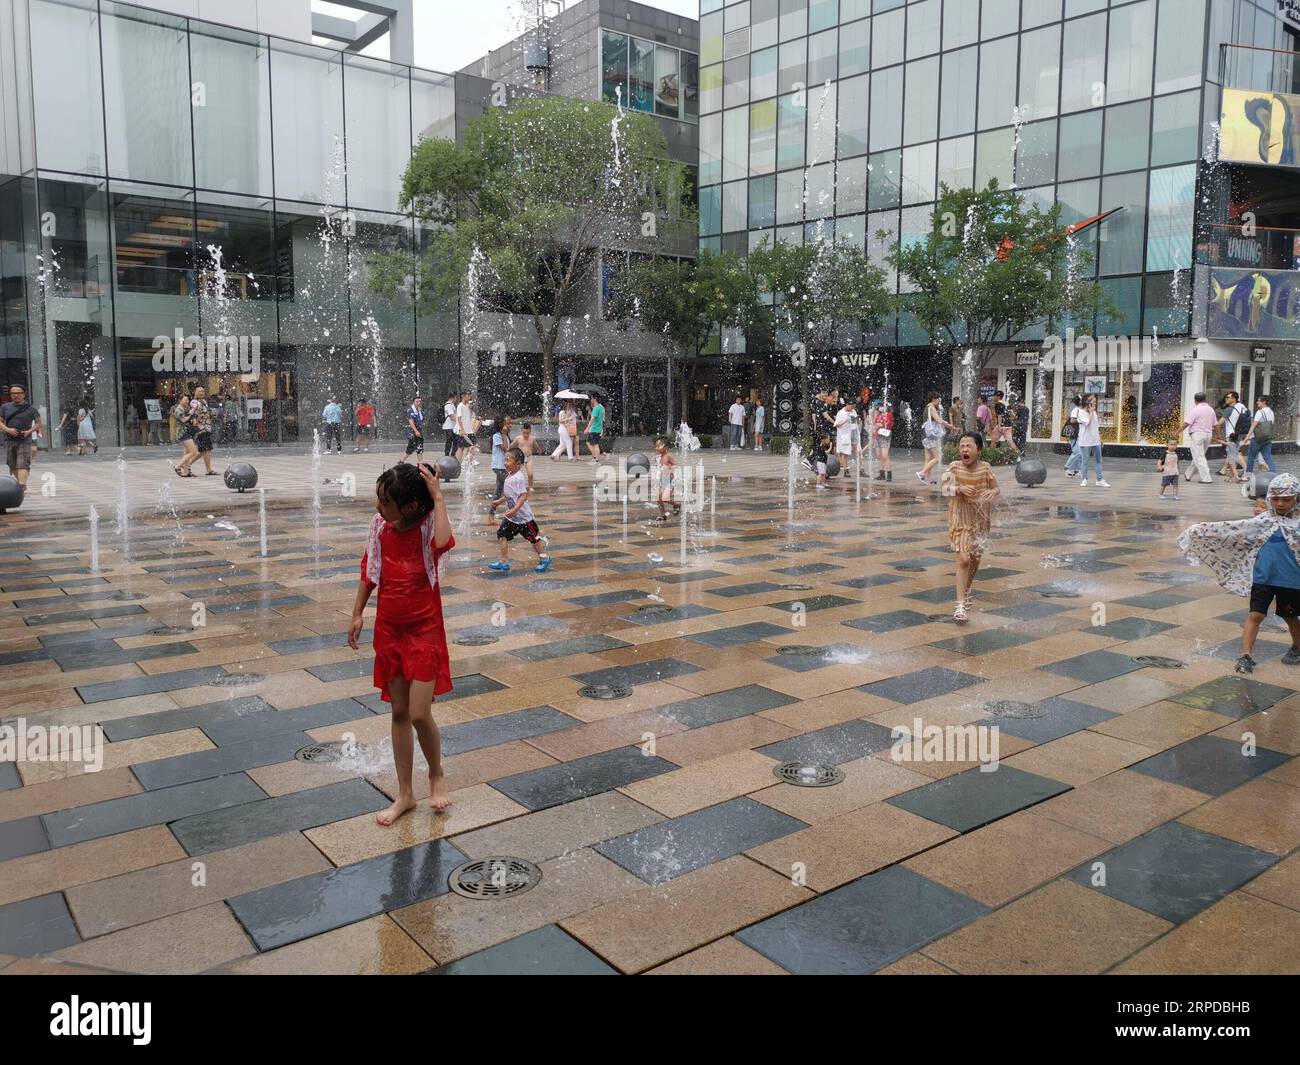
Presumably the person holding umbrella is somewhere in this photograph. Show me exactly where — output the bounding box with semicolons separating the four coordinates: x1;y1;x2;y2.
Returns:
550;392;583;462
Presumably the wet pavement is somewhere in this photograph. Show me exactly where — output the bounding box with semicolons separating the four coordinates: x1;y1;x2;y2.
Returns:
1;461;1298;975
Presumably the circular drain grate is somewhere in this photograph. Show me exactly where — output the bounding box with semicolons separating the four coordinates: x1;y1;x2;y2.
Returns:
636;603;676;615
294;741;348;763
578;684;632;700
774;761;844;787
777;645;826;657
1132;655;1185;669
454;634;499;646
983;700;1046;720
209;672;265;688
779;583;814;591
1040;588;1082;599
152;625;194;637
449;857;541;900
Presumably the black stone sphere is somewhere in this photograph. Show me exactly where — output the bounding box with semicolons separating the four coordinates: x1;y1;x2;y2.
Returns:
1014;458;1047;487
435;456;461;482
0;475;22;512
825;455;840;478
627;452;651;475
223;463;258;492
1248;471;1278;499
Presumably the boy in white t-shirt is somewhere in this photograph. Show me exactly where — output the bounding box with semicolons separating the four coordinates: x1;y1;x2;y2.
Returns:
488;447;550;573
727;398;746;450
834;405;856;477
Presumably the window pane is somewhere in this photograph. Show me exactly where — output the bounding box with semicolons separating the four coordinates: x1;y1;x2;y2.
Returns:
975;127;1014;188
656;46;681;117
839;18;870;77
937;135;974;191
700;185;721;235
837;74;869;157
1104;100;1151;173
779;38;806;94
1056;177;1100;275
1098;275;1141;335
809;0;838;33
780;0;808;41
943;0;979;49
723;179;747;232
750;174;777;228
777;92;805;169
344;57;410;212
1151;90;1200;166
1146;164;1196;272
1023;0;1063;29
1156;0;1206;94
700;112;722;185
751;0;778;49
940;47;978;137
1057;111;1102;179
808;29;838;83
872;7;904;67
751;47;778;99
868;148;901;209
192;27;273;196
724;55;750;108
902;142;936;204
684;52;699;119
981;0;1019;39
270;43;344;204
870;66;903;150
777;169;804;223
700;11;724;65
726;1;751;32
808;82;837;161
1099;171;1148;275
1018;25;1060;122
905;57;939;144
1016;119;1058;186
978;37;1018;130
1060;12;1106;113
806;162;834;219
630;37;655;112
907;0;941;59
602;31;629;104
723;105;749;182
701;63;723;113
1106;0;1155;105
31;0;106;174
750;98;777;174
837;154;868;213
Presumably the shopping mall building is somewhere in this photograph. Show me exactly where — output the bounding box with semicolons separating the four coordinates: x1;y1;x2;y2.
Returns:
696;0;1300;448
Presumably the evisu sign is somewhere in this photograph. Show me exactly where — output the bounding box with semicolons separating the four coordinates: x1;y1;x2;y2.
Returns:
1281;0;1300;35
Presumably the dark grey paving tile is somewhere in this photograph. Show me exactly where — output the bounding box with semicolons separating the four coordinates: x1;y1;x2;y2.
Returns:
619;603;720;626
1112;591;1196;610
0;647;52;667
0;815;49;861
986;600;1074;621
902;585;965;605
428;924;618;975
859;667;983;705
491;746;675;812
133;731;313;791
229;839;466;951
1216;609;1290;632
736;553;782;563
170;778;392;856
886;765;1071;833
24;604;146;626
50;641;199;671
1203;637;1293;662
765;595;859;613
757;719;898;765
736;866;987;975
654;685;797;728
1087;617;1180;640
686;622;789;648
563;589;649;608
101;696;274;742
12;589;147;608
1129;735;1289;796
458;616;569;639
305;658;374;683
841;609;932;634
1170;676;1298;719
1042;649;1144;683
442;598;501;618
201;700;374;746
441;705;578;756
573;658;703;688
42;774;267;848
208;594;313;614
970;567;1020;580
36;620;168;648
596;797;806;885
267;632;357;655
0;759;20;790
509;634;632;662
180;581;285;599
0;893;81;956
772;563;842;576
930;629;1034;656
76;666;232;704
708;581;786;598
979;697;1118;743
1067;822;1278;924
654;569;731;584
888;556;951;571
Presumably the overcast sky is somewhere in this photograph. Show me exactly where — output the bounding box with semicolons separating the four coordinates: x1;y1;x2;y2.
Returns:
413;0;700;74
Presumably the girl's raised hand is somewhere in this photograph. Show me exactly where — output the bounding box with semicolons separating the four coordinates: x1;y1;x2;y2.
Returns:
419;462;442;499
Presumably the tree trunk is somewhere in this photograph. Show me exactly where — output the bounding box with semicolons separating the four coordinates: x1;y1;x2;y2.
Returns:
542;343;555;420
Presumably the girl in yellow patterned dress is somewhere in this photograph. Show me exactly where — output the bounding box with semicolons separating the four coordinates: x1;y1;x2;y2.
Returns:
942;431;1001;623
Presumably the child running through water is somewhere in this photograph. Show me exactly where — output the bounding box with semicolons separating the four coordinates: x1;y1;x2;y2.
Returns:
653;436;680;521
349;462;455;825
1157;437;1181;501
1178;473;1300;675
488;447;551;573
942;431;1001;623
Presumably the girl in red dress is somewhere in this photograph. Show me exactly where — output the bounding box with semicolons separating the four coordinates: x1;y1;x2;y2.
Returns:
348;462;456;825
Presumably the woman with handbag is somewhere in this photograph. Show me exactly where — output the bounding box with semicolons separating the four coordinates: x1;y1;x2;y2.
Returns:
1063;393;1084;476
550;399;578;462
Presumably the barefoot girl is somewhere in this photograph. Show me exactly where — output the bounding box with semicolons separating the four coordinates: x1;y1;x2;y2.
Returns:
943;431;1000;623
349;462;455;824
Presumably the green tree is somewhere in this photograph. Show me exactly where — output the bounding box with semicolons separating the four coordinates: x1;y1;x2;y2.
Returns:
748;237;893;431
886;179;1112;417
378;95;690;392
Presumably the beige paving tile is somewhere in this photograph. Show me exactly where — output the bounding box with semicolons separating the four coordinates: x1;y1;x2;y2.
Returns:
64;832;330;937
921;880;1170;975
218;915;435;975
746;802;956;892
1178;777;1300;856
0;956;124;975
16;728;214;784
664;662;791;697
1089;701;1230;751
751;756;931;823
10;693;178;729
758;690;897;732
1035;769;1208;844
560;855;811;973
653;714;796;766
525;709;688;762
1001;730;1156;785
0;767;142;824
53;903;255;974
619;750;781;818
391;847;645;965
904;811;1111;908
1066;674;1187;714
244;758;362;797
449;792;664;863
1267;756;1300;789
0;826;185;907
646;936;789;975
1239;853;1300;913
1211;706;1300;756
874;952;956;975
367;739;557;799
1113;892;1300;975
547;680;704;722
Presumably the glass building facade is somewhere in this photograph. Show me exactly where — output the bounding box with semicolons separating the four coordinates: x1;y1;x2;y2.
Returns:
600;27;700;119
2;0;458;448
697;0;1300;448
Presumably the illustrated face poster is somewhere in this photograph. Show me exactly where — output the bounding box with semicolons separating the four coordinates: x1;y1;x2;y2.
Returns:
1219;88;1300;167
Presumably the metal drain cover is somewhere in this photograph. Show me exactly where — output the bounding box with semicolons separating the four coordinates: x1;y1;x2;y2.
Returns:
777;645;826;657
209;672;265;688
294;741;348;763
1040;588;1082;599
636;603;676;615
983;700;1046;719
1132;655;1185;669
779;583;813;591
578;684;632;700
449;857;541;899
454;634;499;646
774;761;844;787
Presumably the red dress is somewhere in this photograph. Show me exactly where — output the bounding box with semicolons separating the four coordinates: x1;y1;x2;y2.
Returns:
361;522;455;703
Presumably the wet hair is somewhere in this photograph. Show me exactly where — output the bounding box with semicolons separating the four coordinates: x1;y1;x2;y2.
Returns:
959;430;984;451
927;391;940;402
375;463;434;522
506;446;525;464
521;422;532;431
655;436;670;446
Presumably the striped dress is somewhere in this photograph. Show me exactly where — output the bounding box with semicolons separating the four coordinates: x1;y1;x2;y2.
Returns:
944;460;1000;556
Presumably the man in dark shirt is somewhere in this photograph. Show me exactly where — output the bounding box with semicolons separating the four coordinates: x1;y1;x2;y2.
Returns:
0;384;39;494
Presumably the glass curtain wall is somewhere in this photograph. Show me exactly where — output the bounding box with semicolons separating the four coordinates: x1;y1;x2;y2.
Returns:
16;0;459;447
